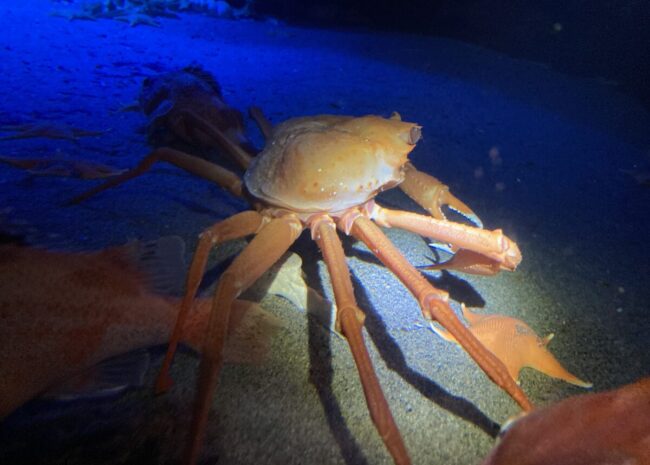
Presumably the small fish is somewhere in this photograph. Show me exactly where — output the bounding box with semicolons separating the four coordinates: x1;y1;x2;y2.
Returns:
0;155;127;179
481;377;650;465
0;237;281;419
430;304;591;388
243;251;335;331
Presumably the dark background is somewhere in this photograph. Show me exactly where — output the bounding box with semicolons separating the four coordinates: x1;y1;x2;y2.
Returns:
251;0;650;110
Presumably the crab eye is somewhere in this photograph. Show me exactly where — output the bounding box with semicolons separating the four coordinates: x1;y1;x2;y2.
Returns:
401;126;421;145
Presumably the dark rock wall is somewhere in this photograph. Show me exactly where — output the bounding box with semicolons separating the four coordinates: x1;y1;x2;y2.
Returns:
254;0;650;109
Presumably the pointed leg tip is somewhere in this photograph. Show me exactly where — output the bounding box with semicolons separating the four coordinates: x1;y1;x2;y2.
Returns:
542;333;555;345
65;195;82;206
67;191;94;205
447;203;483;229
154;375;173;394
465;212;483;229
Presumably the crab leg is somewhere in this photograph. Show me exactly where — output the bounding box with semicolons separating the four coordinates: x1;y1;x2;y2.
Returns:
400;162;483;228
155;210;265;394
310;215;410;465
370;203;521;275
249;106;273;140
348;215;533;412
67;147;243;204
177;109;254;169
184;213;302;465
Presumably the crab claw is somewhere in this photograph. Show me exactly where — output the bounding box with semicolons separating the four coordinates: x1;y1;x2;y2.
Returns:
399;162;483;228
435;186;483;228
424;237;521;276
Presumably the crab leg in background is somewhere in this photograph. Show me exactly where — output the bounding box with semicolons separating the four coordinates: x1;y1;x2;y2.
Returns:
249;106;274;139
348;215;533;412
177;108;254;168
67;147;243;205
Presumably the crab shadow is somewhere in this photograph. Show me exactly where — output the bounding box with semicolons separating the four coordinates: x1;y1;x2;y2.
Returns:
296;234;499;465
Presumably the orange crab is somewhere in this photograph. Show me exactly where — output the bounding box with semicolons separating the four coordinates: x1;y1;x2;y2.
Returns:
71;110;532;465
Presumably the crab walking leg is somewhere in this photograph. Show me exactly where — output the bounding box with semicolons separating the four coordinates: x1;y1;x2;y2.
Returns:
67;147;243;205
349;216;533;412
184;214;302;465
370;203;521;273
177;109;254;169
155;210;265;394
399;162;483;228
249;106;274;140
311;215;410;465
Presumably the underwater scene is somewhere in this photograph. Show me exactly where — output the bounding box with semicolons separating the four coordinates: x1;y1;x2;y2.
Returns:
1;1;649;464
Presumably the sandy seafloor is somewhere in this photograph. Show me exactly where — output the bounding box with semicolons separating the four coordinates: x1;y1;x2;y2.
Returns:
1;1;649;464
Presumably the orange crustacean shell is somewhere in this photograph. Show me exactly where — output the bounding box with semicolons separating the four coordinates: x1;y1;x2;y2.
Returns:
244;115;422;213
